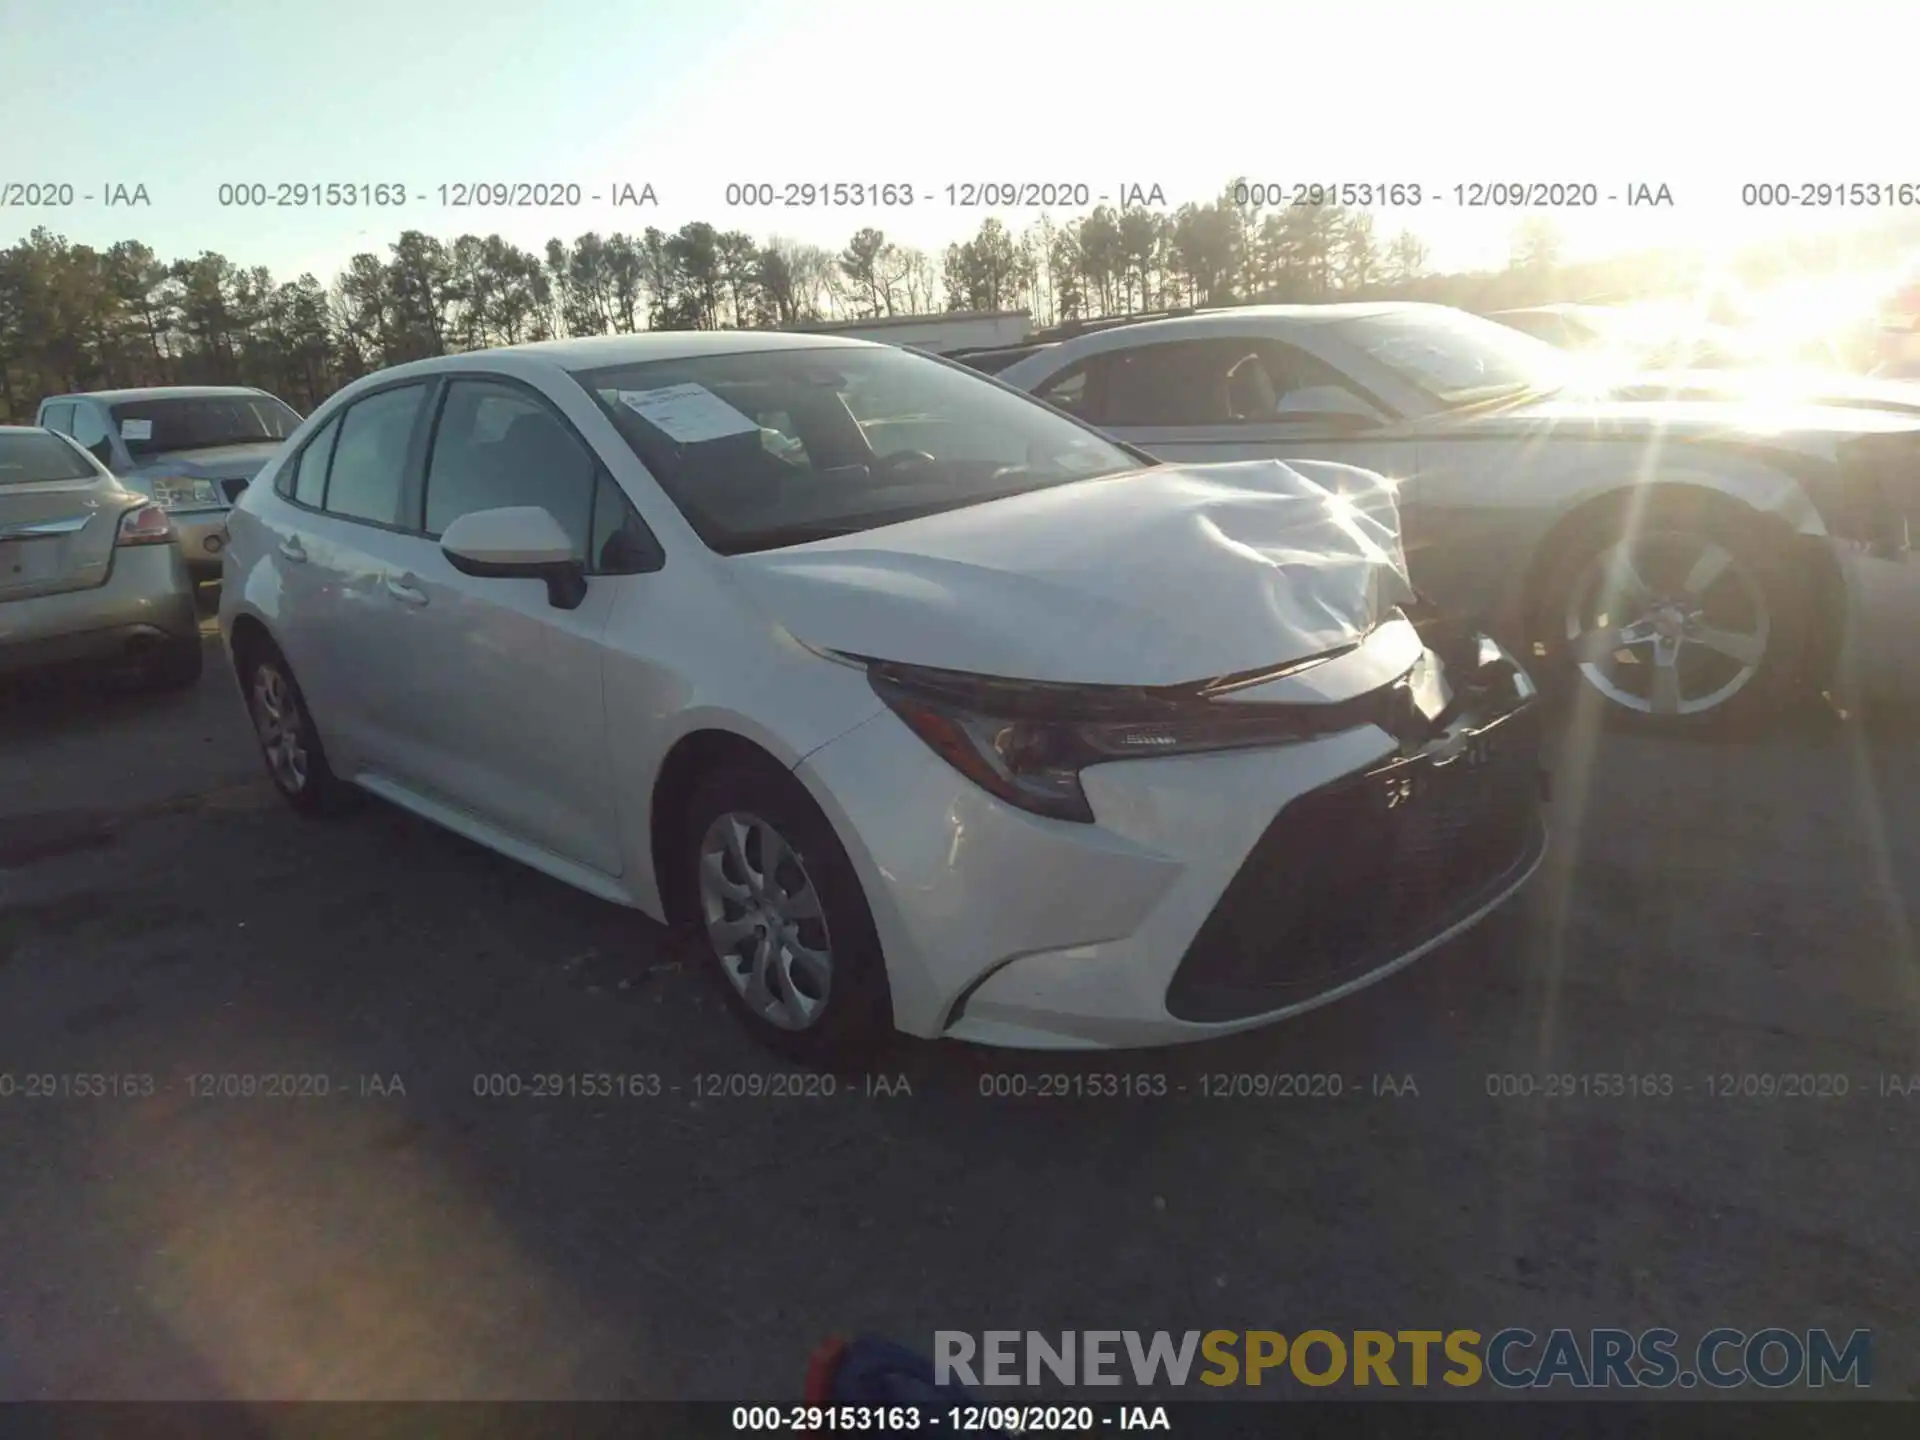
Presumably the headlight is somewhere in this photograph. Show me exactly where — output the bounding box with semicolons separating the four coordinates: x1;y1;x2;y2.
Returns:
146;476;222;508
866;660;1403;824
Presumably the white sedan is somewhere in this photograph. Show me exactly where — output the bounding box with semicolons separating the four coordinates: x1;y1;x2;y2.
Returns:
220;332;1546;1062
998;304;1920;726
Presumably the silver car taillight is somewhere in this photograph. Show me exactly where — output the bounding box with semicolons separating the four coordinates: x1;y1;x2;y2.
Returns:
117;504;175;546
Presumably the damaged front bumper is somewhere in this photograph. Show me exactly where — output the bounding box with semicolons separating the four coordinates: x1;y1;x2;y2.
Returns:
795;615;1549;1050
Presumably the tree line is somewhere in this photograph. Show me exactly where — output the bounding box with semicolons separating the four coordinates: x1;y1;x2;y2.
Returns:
1;179;1907;421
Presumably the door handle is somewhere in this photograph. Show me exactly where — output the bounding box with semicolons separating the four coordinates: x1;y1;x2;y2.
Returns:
278;535;307;563
385;573;429;607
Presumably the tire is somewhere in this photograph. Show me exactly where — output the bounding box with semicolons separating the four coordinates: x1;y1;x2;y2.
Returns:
141;636;205;691
1530;491;1812;732
241;642;356;816
681;759;894;1068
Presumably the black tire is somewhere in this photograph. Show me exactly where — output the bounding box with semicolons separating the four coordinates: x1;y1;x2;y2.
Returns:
141;636;205;691
681;758;894;1069
1529;491;1813;733
240;641;357;817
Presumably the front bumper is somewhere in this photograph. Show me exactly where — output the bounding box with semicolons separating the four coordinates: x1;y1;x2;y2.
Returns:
1831;537;1920;703
0;543;198;678
167;508;231;579
798;629;1547;1049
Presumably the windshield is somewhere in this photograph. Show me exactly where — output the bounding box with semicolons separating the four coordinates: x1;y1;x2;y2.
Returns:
1337;308;1571;406
0;430;99;485
572;344;1143;554
111;394;303;457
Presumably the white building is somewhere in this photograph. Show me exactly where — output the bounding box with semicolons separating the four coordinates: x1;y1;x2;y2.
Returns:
790;309;1032;355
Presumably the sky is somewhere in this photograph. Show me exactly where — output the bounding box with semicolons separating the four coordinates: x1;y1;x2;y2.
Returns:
0;0;1912;292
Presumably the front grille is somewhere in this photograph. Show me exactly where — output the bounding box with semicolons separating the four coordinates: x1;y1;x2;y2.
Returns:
1165;705;1544;1023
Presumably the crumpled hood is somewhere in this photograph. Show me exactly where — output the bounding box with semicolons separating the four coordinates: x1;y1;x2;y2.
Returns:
724;459;1413;687
126;441;283;482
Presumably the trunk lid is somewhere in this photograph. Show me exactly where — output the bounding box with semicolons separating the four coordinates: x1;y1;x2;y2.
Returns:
0;474;135;602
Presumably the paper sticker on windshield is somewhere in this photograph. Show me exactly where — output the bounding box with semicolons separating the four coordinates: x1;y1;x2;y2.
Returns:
119;419;153;441
616;384;758;444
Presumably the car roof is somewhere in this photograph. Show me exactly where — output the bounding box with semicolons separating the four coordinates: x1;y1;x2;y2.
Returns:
38;385;274;404
448;330;880;370
0;424;53;433
1492;303;1610;319
1050;301;1444;345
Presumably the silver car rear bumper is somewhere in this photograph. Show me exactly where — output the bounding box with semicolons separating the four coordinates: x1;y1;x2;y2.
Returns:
0;543;198;677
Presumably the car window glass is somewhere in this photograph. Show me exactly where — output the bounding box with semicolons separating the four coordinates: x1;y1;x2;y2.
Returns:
39;403;74;436
288;415;341;505
0;429;97;484
1097;340;1276;425
110;394;302;458
324;385;424;526
424;379;594;557
589;471;661;574
69;404;110;446
753;408;810;464
1250;342;1379;416
574;345;1137;556
1035;366;1089;418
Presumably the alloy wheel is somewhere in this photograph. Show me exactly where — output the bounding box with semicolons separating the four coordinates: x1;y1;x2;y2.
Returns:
1563;528;1771;717
697;810;834;1031
250;663;311;794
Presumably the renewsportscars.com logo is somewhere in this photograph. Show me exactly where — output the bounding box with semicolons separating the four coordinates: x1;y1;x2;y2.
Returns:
933;1328;1872;1390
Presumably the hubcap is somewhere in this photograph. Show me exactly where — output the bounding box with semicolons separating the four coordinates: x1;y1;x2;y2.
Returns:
697;811;833;1031
251;664;311;793
1564;528;1770;717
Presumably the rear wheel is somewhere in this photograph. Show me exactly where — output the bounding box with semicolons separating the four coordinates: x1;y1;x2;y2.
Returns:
1535;494;1810;730
243;644;355;816
682;760;893;1068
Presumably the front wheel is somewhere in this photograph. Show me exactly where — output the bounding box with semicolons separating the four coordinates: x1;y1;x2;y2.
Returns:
243;646;356;816
682;760;894;1068
1536;498;1810;730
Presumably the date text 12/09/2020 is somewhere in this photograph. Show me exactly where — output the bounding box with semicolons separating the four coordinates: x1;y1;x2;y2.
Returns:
206;182;660;208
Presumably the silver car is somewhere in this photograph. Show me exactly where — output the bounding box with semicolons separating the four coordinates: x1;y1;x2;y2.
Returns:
0;426;202;688
998;303;1920;728
34;385;303;583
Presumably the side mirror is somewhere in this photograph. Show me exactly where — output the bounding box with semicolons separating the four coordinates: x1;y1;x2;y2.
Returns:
1272;385;1386;429
440;506;588;610
87;438;114;466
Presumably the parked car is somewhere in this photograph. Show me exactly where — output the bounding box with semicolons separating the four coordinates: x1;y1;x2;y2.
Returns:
0;426;202;688
219;332;1547;1063
1488;302;1760;370
997;303;1920;728
34;386;303;582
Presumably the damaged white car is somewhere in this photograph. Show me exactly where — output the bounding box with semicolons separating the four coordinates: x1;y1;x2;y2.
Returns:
218;333;1547;1062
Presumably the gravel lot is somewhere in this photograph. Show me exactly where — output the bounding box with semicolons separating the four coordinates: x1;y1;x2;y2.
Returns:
1;630;1916;1401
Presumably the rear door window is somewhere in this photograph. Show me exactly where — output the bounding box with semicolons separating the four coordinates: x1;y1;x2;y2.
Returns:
284;414;342;507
